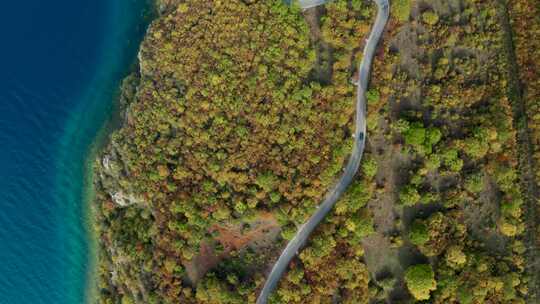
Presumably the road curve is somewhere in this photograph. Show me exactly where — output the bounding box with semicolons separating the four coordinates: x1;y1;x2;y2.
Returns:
256;1;390;303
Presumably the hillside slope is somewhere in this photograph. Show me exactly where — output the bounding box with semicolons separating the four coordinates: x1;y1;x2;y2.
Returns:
93;0;537;303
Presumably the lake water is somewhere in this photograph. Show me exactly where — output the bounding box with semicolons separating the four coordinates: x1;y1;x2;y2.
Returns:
0;1;151;303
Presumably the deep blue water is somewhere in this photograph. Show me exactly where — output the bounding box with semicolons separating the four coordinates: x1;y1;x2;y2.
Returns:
0;1;151;303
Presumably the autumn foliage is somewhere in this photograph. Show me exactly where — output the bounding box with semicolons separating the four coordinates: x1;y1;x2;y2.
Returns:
93;0;536;303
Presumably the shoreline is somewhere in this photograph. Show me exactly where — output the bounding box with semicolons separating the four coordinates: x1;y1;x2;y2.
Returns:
81;85;126;303
81;1;158;302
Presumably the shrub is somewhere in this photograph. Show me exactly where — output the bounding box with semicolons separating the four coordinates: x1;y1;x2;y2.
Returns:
499;220;519;237
121;296;134;304
426;127;442;146
465;173;484;194
445;245;467;269
399;185;421;206
422;11;439;25
394;119;410;133
442;149;463;172
420;212;453;256
404;264;437;301
392;0;411;22
409;220;429;245
403;122;442;155
255;172;278;192
362;157;378;179
425;154;441;171
366;89;381;104
404;122;426;148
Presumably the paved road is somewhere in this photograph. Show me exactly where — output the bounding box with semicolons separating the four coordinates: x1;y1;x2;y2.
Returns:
283;0;328;8
256;1;390;303
298;0;329;8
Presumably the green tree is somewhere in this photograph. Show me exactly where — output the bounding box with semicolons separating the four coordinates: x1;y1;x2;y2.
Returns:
409;220;429;246
422;11;439;25
399;185;421;206
392;0;411;22
404;264;437;301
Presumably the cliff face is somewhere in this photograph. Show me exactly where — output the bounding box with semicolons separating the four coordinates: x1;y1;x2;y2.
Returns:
93;1;536;303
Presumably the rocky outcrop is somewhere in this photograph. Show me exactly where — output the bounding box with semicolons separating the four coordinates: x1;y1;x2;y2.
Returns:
98;145;145;208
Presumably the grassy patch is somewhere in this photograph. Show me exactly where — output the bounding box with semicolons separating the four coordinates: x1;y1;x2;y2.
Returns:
392;0;411;22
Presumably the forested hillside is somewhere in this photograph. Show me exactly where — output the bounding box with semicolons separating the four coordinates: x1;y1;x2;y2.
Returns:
93;0;539;303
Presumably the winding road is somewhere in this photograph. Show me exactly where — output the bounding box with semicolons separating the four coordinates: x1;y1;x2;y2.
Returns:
256;1;390;303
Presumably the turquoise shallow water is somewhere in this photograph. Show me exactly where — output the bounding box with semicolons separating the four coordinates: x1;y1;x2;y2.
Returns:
0;1;151;303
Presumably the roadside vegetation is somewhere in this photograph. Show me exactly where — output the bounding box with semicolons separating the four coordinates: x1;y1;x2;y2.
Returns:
93;0;538;303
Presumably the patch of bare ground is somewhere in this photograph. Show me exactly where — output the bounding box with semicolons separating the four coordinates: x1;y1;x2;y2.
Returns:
364;133;418;301
389;23;426;81
361;16;427;301
303;6;334;84
369;128;391;231
464;175;509;253
183;212;280;285
370;142;411;235
362;236;401;285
